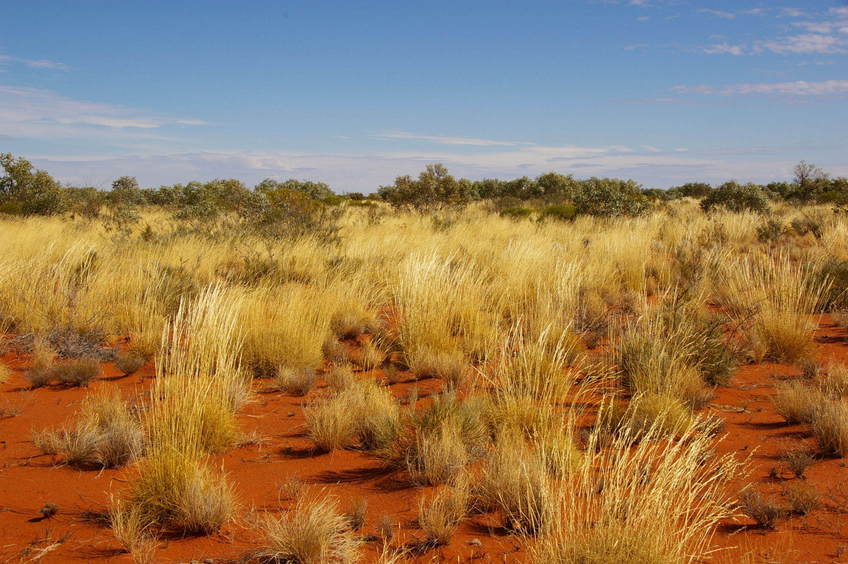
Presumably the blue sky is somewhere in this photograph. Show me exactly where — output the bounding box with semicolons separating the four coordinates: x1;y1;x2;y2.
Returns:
2;1;847;192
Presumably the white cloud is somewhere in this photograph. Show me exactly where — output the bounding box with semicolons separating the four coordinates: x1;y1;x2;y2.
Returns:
761;33;847;54
702;43;745;55
0;55;69;70
0;85;206;141
374;131;531;147
673;79;848;96
699;9;735;20
28;146;842;193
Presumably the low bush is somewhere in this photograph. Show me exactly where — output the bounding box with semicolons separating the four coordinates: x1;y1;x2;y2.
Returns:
418;478;470;545
755;219;785;243
540;203;577;222
379;393;488;485
811;399;848;457
499;206;533;220
779;446;816;479
772;381;823;424
305;379;399;453
253;494;361;564
52;357;100;387
784;482;820;515
274;367;317;396
477;434;554;535
121;450;233;535
816;259;848;311
33;388;143;468
739;488;785;529
700;181;770;214
115;351;146;376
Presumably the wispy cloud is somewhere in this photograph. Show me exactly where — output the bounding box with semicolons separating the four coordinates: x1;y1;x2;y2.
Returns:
374;130;531;147
700;6;848;56
0;55;69;70
29;144;841;193
702;43;745;55
0;85;206;142
672;79;848;96
761;33;847;54
699;8;735;20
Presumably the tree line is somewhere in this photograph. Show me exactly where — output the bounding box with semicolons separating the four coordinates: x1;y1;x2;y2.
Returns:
2;153;846;223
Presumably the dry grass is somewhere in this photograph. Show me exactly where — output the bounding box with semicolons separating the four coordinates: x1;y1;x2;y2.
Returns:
115;351;146;376
305;378;399;452
50;357;100;387
418;477;470;545
784;482;820;515
0;362;11;384
380;392;489;486
253;493;361;564
3;198;843;560
772;380;823;424
811;399;848;457
530;416;743;562
739;488;785;529
33;387;143;468
716;254;827;363
121;448;234;535
478;431;555;535
274;367;317;396
815;362;848;398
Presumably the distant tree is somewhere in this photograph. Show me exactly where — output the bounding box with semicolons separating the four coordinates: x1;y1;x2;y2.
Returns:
536;172;579;202
794;161;826;186
256;178;333;200
0;153;65;215
668;182;712;199
378;164;473;208
109;176;142;205
641;188;669;201
473;178;508;199
793;161;829;202
700;181;770;214
572;178;649;217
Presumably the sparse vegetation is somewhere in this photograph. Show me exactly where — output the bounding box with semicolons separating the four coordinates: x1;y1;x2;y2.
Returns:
3;157;848;561
252;494;361;564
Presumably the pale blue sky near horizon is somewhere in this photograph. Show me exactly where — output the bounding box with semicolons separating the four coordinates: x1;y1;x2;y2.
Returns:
2;0;847;192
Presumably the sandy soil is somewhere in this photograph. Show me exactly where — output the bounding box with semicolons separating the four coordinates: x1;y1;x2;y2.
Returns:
1;320;847;563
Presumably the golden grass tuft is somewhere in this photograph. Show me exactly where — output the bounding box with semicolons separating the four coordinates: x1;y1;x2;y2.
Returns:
305;378;399;452
253;493;361;564
418;476;470;545
33;387;143;468
274;367;317;396
811;399;848;457
772;380;824;424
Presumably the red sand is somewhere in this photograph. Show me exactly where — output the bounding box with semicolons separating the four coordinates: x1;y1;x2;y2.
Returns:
1;320;847;563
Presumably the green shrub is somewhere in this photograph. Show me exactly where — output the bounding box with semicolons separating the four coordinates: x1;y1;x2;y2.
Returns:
0;153;66;216
572;178;649;217
499;206;533;220
755;219;784;243
817;259;848;311
700;181;770;214
540;204;577;221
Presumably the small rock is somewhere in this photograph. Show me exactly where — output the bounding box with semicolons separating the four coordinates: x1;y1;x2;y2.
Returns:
39;503;59;519
467;538;482;546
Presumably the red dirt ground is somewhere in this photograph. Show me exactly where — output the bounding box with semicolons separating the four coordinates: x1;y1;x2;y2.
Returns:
1;319;847;563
